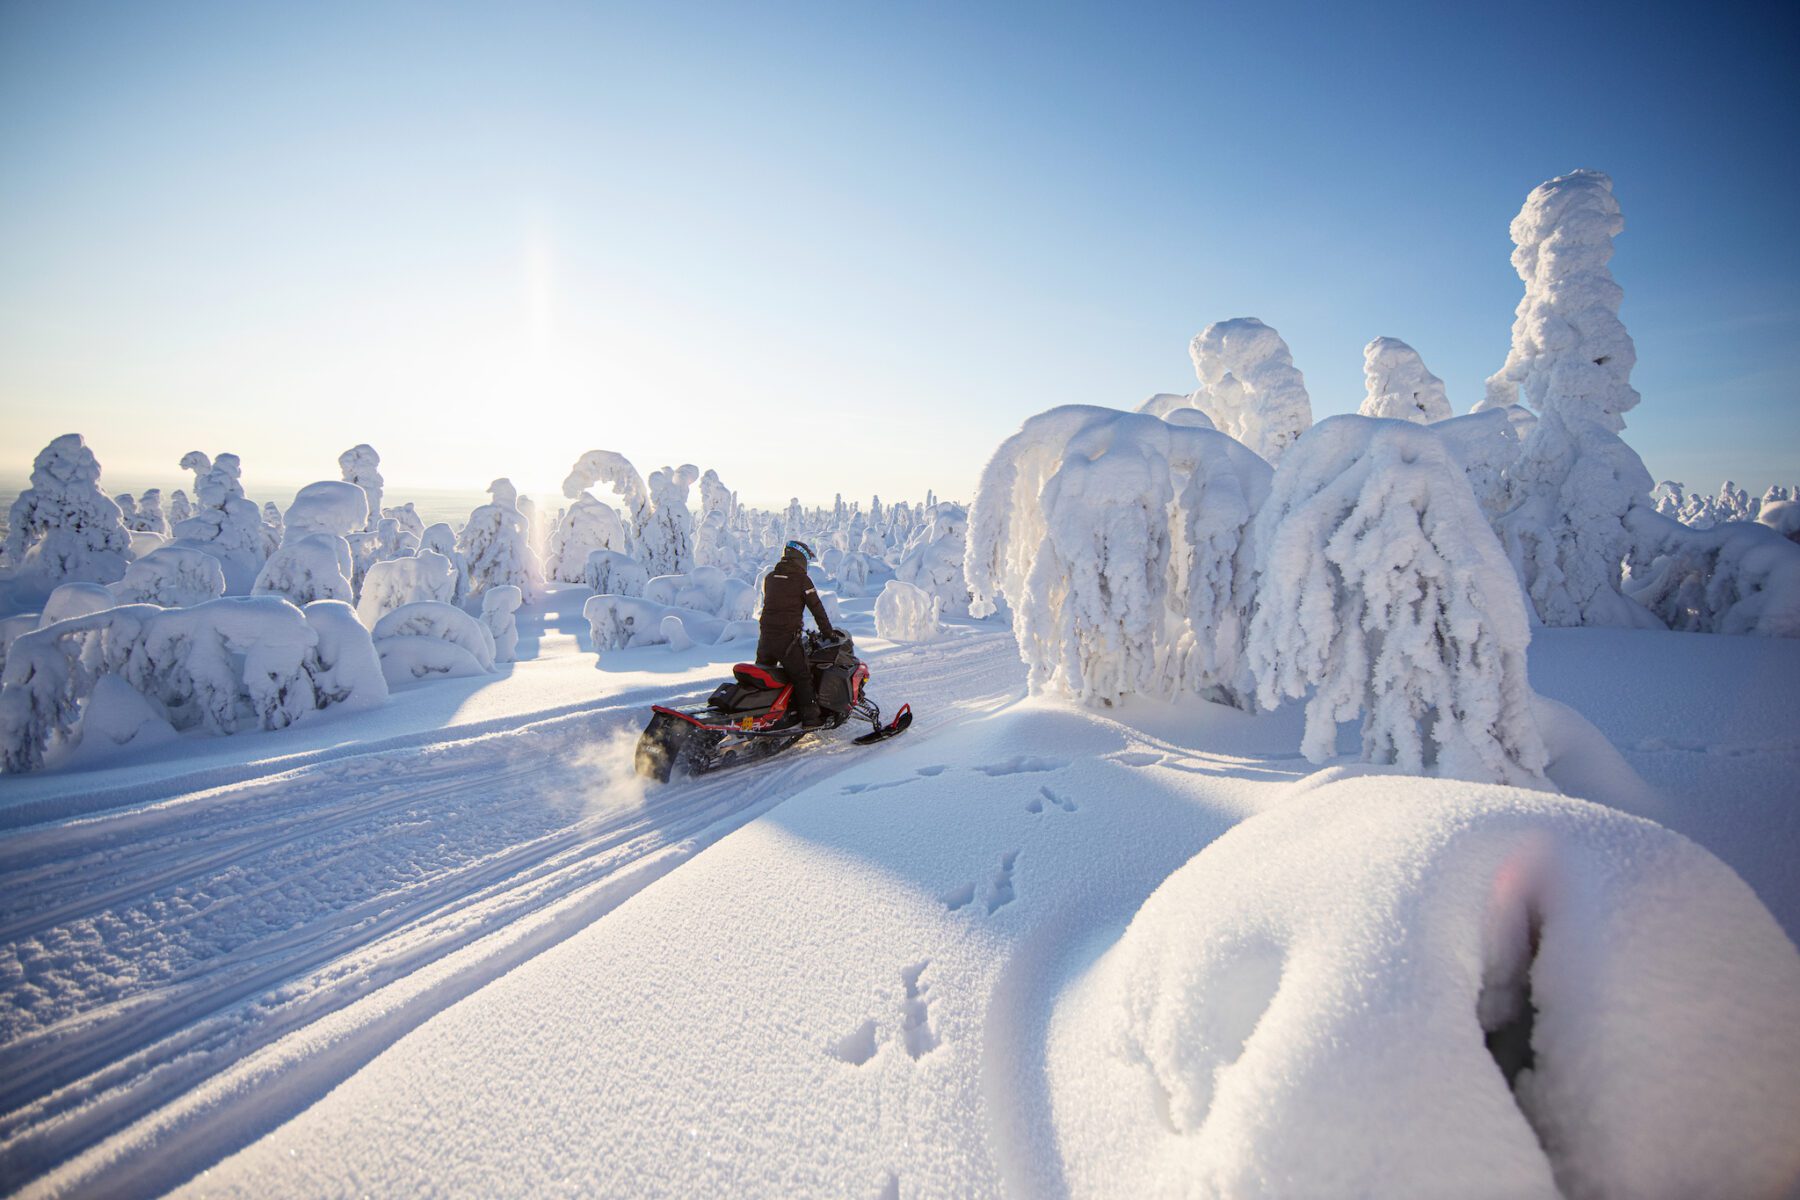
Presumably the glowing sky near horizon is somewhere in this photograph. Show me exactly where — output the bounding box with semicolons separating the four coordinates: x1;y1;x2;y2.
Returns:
2;0;1796;508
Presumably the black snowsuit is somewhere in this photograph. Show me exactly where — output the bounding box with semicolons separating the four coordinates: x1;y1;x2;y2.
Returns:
756;551;834;721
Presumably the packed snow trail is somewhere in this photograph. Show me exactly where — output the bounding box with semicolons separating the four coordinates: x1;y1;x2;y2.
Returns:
0;629;1022;1198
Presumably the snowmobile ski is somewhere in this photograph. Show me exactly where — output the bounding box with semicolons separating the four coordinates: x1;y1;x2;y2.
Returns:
852;703;912;745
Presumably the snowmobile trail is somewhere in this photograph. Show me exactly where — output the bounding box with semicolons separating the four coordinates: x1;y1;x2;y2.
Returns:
0;630;1024;1197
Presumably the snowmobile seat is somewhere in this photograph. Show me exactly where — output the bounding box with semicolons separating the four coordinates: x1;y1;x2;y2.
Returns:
733;663;788;688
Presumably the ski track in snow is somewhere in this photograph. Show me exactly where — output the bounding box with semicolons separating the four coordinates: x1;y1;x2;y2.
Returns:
0;630;1021;1197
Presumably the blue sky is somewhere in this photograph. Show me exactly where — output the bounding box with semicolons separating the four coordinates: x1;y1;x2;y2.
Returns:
2;0;1795;507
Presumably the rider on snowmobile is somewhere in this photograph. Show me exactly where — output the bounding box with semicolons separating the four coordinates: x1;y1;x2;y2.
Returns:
757;540;837;729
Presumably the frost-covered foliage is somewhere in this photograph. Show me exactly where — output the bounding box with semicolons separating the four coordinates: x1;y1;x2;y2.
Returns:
371;601;496;685
1650;479;1686;518
337;444;383;531
480;585;523;663
170;452;269;593
356;551;456;628
110;546;227;608
382;502;425;543
458;479;541;603
1359;337;1451;423
562;450;650;549
1484;171;1659;628
1188;318;1313;463
258;502;284;556
1053;777;1800;1200
1624;510;1800;637
545;495;629;583
875;579;941;642
168;490;193;528
420;523;471;605
642;567;756;621
693;469;741;572
968;406;1272;707
373;518;418;562
1430;409;1521;517
284;480;369;540
300;600;388;710
253;535;356;606
0;596;378;772
582;595;756;653
129;488;168;535
40;582;116;627
1244;416;1548;785
3;434;132;586
638;464;699;577
895;502;973;617
582;550;650;598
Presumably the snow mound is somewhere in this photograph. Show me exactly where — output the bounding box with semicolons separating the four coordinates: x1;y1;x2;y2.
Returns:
874;579;942;641
1625;512;1800;637
1051;777;1800;1200
39;582;117;627
480;584;522;663
642;567;756;621
1188;318;1313;463
283;480;370;540
371;602;496;685
582;594;754;654
356;552;456;629
1758;499;1800;543
252;534;355;606
583;550;649;599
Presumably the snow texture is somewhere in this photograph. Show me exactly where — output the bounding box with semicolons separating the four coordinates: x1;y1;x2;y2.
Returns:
3;434;132;586
1188;318;1313;463
1359;336;1452;422
252;534;356;606
109;546;228;608
968;405;1272;707
371;601;497;685
1244;415;1549;785
1052;778;1800;1200
874;579;942;641
356;552;457;629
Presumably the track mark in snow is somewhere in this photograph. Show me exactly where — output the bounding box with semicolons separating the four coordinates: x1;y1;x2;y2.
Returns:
877;1170;899;1200
841;779;913;795
827;1019;879;1066
940;883;976;912
1040;786;1076;813
1025;795;1044;814
1112;750;1163;768
900;961;939;1058
984;851;1020;914
975;755;1069;777
915;765;947;777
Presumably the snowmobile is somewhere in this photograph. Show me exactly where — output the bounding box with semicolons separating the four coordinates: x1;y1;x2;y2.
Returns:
634;628;912;782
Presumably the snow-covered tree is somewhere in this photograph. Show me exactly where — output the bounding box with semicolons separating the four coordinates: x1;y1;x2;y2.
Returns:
420;523;472;605
1484;171;1661;628
1187;318;1313;464
338;444;383;532
895;502;973;617
583;550;650;598
3;434;132;588
458;479;541;602
253;534;356;605
968;406;1272;707
637;464;698;576
1650;480;1687;518
259;501;284;555
116;493;138;525
480;585;523;662
1430;409;1521;517
168;489;193;528
371;602;498;685
1624;509;1800;637
1243;415;1549;785
357;551;456;628
283;481;369;540
545;494;629;583
562;450;650;552
875;579;942;642
382;502;425;544
110;546;227;608
1359;337;1452;423
171;452;269;594
1759;499;1800;545
130;488;168;535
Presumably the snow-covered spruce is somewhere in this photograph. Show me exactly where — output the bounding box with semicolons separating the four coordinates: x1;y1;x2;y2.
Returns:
129;488;168;535
1187;318;1313;463
1430;408;1522;517
562;450;650;554
1243;415;1548;785
283;480;370;541
253;534;356;606
1484;170;1660;628
337;444;383;532
420;523;472;605
544;494;630;583
110;545;227;608
1051;778;1800;1200
458;479;541;603
1623;510;1800;637
382;501;425;543
894;502;973;617
371;601;496;686
39;582;117;627
968;406;1271;707
0;596;382;772
480;585;523;663
1359;336;1452;423
1759;498;1800;543
874;579;942;642
301;599;388;710
582;549;650;599
356;551;457;628
170;452;270;594
636;464;699;577
3;434;132;588
642;567;756;621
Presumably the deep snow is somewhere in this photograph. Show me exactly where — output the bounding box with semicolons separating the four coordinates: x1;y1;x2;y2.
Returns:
3;583;1792;1198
